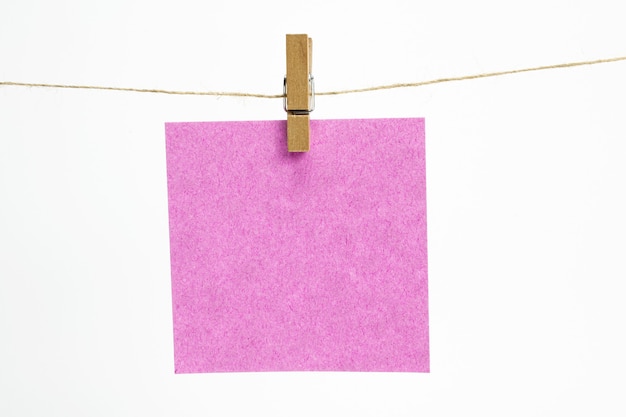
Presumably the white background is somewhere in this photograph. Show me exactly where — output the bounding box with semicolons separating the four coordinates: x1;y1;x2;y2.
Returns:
1;1;625;415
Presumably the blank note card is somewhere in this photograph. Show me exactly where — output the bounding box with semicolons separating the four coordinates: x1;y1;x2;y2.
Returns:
165;118;429;373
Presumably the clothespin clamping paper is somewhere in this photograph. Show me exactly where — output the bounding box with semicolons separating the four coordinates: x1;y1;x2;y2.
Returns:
284;34;314;152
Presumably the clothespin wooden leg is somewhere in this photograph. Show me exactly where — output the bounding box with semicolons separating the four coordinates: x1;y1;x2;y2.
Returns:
285;34;313;152
287;113;310;152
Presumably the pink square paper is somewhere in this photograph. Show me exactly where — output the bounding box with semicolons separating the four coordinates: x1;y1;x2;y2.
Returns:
165;118;429;373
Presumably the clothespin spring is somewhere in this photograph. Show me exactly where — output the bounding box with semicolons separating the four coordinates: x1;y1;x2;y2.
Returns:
283;75;315;115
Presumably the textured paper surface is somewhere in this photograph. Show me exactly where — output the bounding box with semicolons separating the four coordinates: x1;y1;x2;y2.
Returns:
166;118;429;373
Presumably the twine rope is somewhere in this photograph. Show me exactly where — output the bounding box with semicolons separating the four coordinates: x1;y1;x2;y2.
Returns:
1;56;625;98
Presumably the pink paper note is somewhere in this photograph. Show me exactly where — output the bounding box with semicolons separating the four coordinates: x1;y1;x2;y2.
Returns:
166;118;429;373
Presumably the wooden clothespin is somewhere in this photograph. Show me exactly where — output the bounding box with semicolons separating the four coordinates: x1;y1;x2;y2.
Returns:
285;34;314;152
